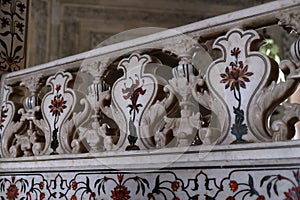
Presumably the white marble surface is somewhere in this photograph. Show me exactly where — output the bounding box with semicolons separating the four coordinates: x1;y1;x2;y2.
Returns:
1;140;300;172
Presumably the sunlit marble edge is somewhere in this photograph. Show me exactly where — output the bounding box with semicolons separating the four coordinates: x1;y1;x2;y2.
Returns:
1;140;300;173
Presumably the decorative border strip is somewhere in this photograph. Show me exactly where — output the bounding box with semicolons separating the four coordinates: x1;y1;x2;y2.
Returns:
1;167;300;199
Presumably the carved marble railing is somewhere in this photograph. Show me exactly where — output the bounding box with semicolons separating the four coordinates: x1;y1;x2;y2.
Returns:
0;1;300;199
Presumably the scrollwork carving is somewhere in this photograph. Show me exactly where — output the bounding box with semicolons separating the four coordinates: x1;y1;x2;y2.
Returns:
2;75;48;157
277;10;300;35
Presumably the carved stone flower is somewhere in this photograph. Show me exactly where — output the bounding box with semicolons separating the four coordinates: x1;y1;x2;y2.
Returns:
111;185;130;200
49;94;67;116
6;184;19;200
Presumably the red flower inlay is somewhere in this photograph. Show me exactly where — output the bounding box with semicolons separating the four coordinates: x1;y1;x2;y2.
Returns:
117;174;124;183
6;184;19;200
229;180;238;192
40;193;45;200
256;195;265;200
173;197;180;200
122;77;146;120
55;84;61;92
147;193;156;200
111;185;130;200
49;94;67;116
171;181;180;191
284;186;300;200
226;196;235;200
220;47;253;91
71;195;77;200
72;181;77;190
39;181;44;189
90;192;96;199
220;64;253;91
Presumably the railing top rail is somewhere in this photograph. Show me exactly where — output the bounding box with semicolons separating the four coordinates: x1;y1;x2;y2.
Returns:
2;0;299;82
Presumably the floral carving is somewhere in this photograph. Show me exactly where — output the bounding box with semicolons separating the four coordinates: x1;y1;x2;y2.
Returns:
49;85;67;117
6;184;19;200
0;169;299;199
220;47;253;143
0;177;28;200
260;170;300;199
0;0;27;72
171;181;180;191
122;77;146;121
225;175;265;200
48;84;67;154
229;180;238;192
122;76;146;150
95;174;149;200
111;185;130;200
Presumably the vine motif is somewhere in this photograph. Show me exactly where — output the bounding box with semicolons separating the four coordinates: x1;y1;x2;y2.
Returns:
68;176;96;200
48;84;67;154
220;47;253;143
94;173;149;200
0;176;29;200
0;170;300;199
260;170;300;200
225;174;265;200
122;75;146;150
0;0;27;72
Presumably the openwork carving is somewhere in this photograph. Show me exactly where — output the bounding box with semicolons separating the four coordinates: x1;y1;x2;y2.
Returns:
110;53;160;150
206;29;277;143
1;3;300;157
41;72;75;154
1;75;48;157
